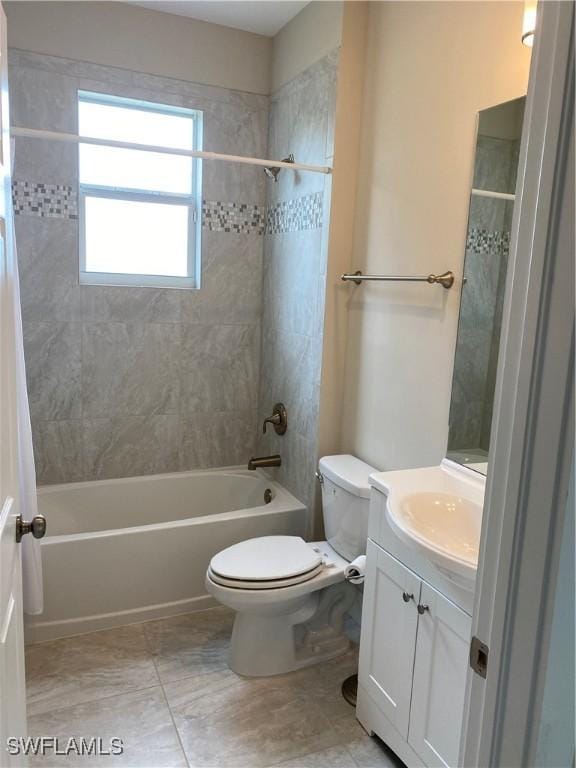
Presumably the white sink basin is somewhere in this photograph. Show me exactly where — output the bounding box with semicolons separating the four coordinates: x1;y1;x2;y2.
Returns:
370;460;485;591
388;490;482;589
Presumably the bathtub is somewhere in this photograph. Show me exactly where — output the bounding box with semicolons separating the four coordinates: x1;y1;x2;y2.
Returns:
26;468;307;643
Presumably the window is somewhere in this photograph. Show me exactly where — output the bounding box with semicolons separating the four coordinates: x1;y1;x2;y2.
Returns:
78;91;202;289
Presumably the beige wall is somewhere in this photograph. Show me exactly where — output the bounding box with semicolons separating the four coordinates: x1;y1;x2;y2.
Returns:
337;1;531;471
271;1;343;92
318;2;368;467
4;1;272;94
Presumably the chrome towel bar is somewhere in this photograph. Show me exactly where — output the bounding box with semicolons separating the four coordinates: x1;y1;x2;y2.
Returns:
341;270;455;289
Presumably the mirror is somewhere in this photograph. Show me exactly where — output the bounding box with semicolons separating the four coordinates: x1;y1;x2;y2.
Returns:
447;97;526;475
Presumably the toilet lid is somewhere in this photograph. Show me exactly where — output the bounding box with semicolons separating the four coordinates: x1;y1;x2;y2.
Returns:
210;536;323;582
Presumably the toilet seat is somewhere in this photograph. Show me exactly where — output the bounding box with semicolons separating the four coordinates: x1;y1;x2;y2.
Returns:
208;536;324;590
208;562;324;590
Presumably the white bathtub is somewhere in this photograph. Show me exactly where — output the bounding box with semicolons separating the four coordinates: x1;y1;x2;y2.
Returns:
26;468;307;643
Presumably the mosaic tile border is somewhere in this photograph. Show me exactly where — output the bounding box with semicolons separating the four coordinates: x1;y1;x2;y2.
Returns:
466;227;510;257
202;200;265;235
12;182;267;232
266;191;323;235
12;181;324;236
12;180;78;219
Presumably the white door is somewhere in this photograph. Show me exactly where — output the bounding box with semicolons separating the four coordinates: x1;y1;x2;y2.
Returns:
0;471;27;761
409;582;472;768
0;4;28;756
358;541;421;738
461;3;574;765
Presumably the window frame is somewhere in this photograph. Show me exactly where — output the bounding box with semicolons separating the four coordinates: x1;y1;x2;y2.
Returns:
78;90;203;290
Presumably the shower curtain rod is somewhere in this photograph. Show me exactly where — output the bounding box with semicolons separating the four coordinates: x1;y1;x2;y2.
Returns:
471;187;515;201
10;126;333;175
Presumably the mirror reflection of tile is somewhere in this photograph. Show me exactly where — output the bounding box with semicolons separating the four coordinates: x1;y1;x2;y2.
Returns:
447;97;526;476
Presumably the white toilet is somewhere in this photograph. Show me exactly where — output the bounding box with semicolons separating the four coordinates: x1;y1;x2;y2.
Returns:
205;454;376;677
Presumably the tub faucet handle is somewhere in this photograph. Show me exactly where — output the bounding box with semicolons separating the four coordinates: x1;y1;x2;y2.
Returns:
262;403;287;435
263;413;280;432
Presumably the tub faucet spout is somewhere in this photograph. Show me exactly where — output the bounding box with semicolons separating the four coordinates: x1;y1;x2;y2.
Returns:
248;455;282;470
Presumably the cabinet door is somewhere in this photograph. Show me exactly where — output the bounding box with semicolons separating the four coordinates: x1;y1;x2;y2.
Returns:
359;541;421;738
408;582;472;767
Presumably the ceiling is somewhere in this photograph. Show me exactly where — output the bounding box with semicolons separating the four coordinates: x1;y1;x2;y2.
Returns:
128;1;310;37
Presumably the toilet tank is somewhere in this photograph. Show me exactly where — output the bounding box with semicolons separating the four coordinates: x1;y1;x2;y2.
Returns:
318;454;377;562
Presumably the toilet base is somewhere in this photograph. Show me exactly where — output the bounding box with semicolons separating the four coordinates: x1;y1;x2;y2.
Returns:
228;582;355;677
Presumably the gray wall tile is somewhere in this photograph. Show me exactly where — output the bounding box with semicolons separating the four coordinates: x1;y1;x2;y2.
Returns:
259;330;319;438
181;232;262;325
180;411;257;469
262;229;322;338
14;48;337;495
12;50;268;483
83;416;181;480
180;324;259;415
32;420;84;485
202;102;268;204
13;138;77;187
82;323;181;418
257;428;318;524
267;53;339;203
9;63;78;132
16;216;82;322
81;286;181;324
256;53;338;514
23;322;82;422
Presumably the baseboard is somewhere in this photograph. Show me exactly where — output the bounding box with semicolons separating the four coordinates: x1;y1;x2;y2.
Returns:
24;594;218;644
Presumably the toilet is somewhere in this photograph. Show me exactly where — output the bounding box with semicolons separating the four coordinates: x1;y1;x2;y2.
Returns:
205;454;376;677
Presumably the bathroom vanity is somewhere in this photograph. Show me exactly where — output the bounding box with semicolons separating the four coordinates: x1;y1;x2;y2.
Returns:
355;94;524;767
357;461;485;768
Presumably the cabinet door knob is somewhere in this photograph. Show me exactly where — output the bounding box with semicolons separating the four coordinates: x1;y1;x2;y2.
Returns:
402;591;414;603
417;603;429;615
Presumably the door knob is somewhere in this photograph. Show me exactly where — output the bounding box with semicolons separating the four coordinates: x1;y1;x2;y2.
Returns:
15;514;47;543
402;592;414;603
417;603;429;615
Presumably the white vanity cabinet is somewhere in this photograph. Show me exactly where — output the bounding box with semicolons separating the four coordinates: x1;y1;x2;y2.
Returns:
359;541;421;739
408;578;472;766
357;537;472;768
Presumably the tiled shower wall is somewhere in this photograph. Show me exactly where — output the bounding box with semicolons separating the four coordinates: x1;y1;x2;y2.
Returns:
257;52;337;514
448;135;518;452
10;49;268;484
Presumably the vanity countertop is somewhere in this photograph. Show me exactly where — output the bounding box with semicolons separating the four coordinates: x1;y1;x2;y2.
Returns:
368;458;485;500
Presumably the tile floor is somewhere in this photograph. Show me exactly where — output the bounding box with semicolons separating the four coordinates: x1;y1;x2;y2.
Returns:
26;607;405;768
